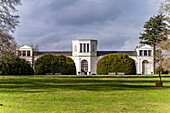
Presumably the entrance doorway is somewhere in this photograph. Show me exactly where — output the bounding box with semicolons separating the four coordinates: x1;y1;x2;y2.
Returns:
81;60;88;75
142;60;149;74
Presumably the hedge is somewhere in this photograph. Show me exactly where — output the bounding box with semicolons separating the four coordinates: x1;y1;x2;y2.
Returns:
97;54;136;75
0;57;34;75
34;54;76;75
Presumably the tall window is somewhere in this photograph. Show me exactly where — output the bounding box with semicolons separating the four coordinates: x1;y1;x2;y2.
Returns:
27;51;30;56
84;43;86;52
87;44;89;52
148;50;152;56
80;43;82;53
144;50;147;56
139;50;143;56
23;51;26;56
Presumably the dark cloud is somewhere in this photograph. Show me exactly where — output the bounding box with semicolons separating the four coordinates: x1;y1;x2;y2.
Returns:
14;0;160;51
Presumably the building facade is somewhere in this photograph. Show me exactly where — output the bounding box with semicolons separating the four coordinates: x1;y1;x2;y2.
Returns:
16;40;154;75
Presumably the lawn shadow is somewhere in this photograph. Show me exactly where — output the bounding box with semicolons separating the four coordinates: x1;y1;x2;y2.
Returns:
0;75;170;93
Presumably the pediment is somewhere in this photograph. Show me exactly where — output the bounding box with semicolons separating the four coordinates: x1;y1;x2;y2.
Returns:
137;45;153;49
17;45;32;49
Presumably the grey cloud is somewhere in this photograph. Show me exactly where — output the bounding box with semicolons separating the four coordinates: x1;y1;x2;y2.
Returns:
14;0;160;51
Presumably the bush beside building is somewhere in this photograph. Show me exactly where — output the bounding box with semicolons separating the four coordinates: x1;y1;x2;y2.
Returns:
97;54;136;75
34;54;76;75
0;57;34;75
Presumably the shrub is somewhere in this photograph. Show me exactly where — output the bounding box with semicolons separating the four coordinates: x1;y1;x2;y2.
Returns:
97;54;136;75
155;67;169;74
0;57;34;75
34;54;55;75
34;54;76;75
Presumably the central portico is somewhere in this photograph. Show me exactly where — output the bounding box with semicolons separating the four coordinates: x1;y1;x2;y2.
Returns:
71;40;98;75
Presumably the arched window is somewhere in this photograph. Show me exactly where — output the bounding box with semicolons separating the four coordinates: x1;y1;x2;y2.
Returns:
142;60;149;74
81;60;88;72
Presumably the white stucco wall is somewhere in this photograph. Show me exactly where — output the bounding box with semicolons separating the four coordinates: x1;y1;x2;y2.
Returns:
17;40;154;75
16;45;33;64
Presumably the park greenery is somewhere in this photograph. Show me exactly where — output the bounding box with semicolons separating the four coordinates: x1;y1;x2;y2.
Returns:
0;0;21;75
139;13;168;74
0;0;169;113
156;39;170;73
0;57;33;75
0;75;170;113
97;54;136;75
34;54;76;75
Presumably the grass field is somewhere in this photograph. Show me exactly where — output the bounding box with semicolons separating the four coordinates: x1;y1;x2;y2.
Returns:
0;74;170;113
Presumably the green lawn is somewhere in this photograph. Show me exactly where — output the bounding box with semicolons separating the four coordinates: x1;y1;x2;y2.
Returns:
0;74;170;113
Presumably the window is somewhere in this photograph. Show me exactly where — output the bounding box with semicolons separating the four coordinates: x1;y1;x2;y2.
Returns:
23;51;26;56
144;50;147;56
84;43;86;52
80;43;82;53
87;44;89;52
18;51;21;56
81;60;88;72
92;45;95;52
148;50;152;56
139;50;143;56
27;51;30;56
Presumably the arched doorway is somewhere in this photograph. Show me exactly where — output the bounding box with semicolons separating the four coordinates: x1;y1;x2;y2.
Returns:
142;60;149;74
81;60;88;75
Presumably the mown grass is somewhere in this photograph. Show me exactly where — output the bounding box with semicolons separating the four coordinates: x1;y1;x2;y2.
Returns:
0;74;170;113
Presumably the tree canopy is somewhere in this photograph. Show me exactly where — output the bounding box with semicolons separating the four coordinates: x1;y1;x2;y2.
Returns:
0;0;21;72
156;39;170;73
139;13;167;46
0;0;21;32
139;13;168;73
160;0;170;24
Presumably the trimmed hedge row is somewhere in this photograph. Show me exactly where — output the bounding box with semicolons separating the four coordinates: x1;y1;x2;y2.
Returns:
0;57;34;75
34;54;76;75
97;54;136;75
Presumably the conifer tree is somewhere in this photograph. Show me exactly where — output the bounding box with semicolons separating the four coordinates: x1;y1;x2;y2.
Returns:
139;13;167;74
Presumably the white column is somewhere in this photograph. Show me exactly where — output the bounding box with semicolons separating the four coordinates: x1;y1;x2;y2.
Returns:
89;58;91;75
21;50;23;57
79;58;81;74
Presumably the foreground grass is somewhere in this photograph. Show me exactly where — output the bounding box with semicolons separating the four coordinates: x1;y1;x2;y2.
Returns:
0;74;170;113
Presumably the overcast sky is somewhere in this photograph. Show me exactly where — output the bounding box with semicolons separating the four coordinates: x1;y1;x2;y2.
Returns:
14;0;161;51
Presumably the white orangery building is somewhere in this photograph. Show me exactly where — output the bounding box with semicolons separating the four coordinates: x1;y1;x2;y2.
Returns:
16;40;154;75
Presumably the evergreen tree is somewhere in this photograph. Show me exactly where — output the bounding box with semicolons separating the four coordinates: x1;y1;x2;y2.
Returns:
139;13;168;74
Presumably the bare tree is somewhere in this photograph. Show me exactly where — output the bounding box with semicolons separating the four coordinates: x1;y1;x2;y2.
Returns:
156;39;170;72
0;29;16;55
0;0;21;62
162;57;170;72
30;43;39;68
160;0;170;35
0;0;21;32
0;29;17;68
